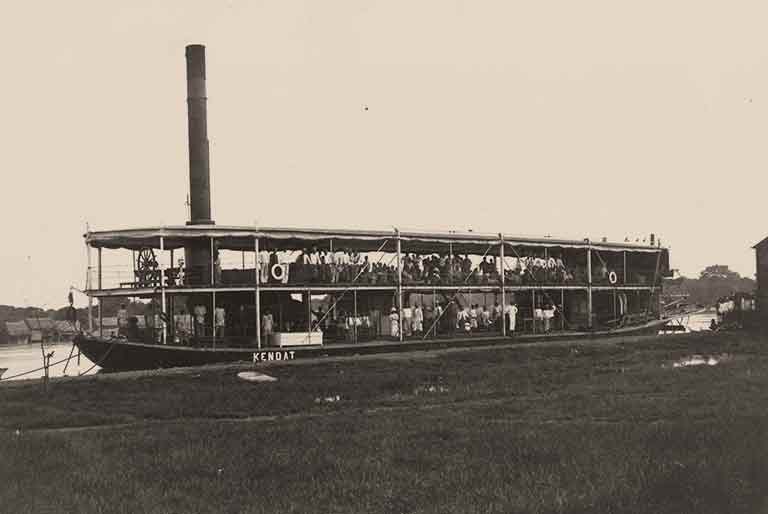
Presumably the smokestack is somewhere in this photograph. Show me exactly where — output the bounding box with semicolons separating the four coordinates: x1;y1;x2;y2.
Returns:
185;44;213;225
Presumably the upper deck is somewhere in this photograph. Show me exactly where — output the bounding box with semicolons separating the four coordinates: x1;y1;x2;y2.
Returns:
84;224;671;297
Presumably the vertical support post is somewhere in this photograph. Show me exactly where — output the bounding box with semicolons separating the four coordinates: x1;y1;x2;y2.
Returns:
97;248;102;291
98;299;103;337
160;236;167;345
242;251;245;270
432;287;437;338
532;289;536;334
396;229;403;342
307;290;312;344
86;239;93;332
210;237;215;285
499;234;506;336
212;290;216;349
353;289;358;343
561;288;565;331
623;250;627;284
587;245;593;329
255;236;261;349
97;247;103;337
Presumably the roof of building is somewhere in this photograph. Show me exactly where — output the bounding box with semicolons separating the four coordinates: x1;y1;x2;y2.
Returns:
54;320;77;334
5;321;30;337
24;318;56;331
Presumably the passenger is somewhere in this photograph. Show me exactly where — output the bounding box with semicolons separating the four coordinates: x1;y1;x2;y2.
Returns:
328;250;338;283
192;304;207;338
177;258;186;286
412;304;424;336
481;305;491;330
534;304;544;332
117;304;128;335
458;306;471;333
492;301;502;328
402;306;413;337
543;303;555;333
469;304;478;331
214;305;226;338
423;305;434;336
389;307;400;340
434;302;444;335
504;301;518;336
175;309;192;344
336;249;350;282
446;301;458;335
261;309;274;343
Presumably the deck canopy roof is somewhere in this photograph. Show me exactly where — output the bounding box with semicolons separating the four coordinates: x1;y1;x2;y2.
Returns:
84;225;666;254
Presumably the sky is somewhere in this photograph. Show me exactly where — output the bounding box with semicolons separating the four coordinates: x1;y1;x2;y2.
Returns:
1;0;766;308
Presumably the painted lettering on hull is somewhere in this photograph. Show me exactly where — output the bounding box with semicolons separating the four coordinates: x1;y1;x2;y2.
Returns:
252;351;296;363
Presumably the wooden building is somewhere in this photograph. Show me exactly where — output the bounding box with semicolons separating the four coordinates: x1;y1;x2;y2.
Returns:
752;238;768;321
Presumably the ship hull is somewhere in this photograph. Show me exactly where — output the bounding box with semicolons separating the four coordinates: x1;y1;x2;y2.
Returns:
75;318;671;373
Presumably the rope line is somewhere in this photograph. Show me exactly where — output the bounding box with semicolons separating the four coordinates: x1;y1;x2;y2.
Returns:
302;240;393;343
0;336;118;382
0;352;82;381
421;244;494;340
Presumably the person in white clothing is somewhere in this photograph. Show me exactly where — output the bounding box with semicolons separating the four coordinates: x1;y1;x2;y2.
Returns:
389;307;400;339
214;306;226;338
504;301;518;336
412;304;424;335
543;304;555;333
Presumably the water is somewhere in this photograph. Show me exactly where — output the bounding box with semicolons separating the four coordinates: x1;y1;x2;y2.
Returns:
0;342;99;381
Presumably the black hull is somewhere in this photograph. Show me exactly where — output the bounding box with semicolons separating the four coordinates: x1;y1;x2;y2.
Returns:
75;319;670;373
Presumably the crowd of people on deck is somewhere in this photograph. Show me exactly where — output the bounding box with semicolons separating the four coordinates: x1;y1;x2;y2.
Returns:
247;248;589;286
386;299;560;340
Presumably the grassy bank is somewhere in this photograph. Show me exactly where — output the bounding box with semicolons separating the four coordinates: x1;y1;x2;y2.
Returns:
2;332;768;513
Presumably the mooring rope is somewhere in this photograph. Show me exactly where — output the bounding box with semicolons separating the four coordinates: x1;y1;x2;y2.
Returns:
0;336;118;382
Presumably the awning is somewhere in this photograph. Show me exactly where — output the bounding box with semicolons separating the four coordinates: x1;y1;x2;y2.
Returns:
84;224;666;255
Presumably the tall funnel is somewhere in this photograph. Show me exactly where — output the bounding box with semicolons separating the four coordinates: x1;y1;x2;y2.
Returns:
185;44;214;225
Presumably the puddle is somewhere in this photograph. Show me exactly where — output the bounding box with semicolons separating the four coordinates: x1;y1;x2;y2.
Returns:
414;384;450;395
315;395;342;403
667;354;733;368
237;371;277;382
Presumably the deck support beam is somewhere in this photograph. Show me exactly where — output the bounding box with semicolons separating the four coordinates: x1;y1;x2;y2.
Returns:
561;288;565;331
255;236;261;349
211;237;216;349
353;289;358;343
623;250;627;284
499;235;506;336
97;247;103;337
396;229;403;342
86;236;93;333
587;245;593;329
160;236;167;344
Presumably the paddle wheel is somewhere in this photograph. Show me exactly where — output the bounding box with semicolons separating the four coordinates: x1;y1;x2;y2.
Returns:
135;247;161;287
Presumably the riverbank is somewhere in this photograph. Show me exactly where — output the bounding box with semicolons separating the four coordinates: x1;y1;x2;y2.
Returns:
2;331;767;513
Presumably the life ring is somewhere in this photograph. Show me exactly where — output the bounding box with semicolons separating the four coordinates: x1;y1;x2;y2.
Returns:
608;271;618;285
271;263;286;282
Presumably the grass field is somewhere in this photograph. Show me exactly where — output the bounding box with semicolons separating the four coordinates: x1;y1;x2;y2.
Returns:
2;332;768;513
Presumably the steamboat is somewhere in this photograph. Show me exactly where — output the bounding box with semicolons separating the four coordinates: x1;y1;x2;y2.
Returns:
75;45;673;372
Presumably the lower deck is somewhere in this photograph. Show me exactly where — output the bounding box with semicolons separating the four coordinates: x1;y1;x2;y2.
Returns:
76;316;670;372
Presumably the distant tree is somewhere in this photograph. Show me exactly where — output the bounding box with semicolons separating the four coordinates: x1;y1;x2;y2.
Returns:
699;265;741;281
675;265;755;306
